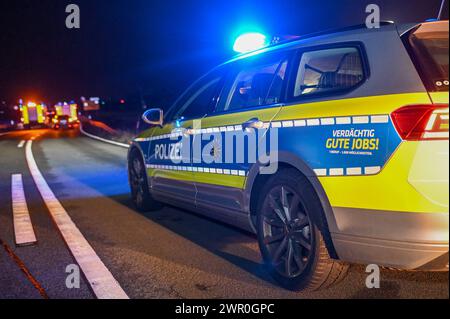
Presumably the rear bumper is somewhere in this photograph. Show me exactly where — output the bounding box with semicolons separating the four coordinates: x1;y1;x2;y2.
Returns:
329;207;449;271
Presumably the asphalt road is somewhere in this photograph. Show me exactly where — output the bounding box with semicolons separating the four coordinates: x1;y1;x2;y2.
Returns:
0;129;448;299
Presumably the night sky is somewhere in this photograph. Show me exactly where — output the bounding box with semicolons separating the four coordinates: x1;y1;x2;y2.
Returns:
0;0;448;105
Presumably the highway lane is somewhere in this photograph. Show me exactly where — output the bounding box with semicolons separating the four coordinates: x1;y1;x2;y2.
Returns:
0;129;448;298
0;130;93;298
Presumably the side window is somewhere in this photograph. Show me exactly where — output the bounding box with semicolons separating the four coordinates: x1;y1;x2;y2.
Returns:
218;55;288;112
172;70;225;121
293;47;365;97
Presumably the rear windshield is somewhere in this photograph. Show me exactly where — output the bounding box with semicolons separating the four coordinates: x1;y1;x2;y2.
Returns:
406;22;449;92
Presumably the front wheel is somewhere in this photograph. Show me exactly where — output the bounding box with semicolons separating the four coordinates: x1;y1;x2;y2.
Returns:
128;151;161;212
256;168;348;291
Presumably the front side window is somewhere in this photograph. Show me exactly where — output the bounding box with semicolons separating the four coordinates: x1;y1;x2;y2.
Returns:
169;68;226;121
175;77;222;120
218;55;288;112
293;47;365;97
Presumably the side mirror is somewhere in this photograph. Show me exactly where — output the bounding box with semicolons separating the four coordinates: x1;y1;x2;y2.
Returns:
142;108;163;126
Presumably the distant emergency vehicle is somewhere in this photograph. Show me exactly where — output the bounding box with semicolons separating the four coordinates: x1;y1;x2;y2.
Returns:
50;102;78;129
55;102;79;122
20;102;47;129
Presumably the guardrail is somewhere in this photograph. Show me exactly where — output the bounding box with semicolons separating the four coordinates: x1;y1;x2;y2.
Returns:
79;122;130;149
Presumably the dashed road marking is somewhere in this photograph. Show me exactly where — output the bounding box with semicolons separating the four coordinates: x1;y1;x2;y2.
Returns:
11;174;37;246
18;140;26;148
25;140;129;299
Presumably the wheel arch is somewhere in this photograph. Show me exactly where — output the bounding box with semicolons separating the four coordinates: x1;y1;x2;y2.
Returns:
244;151;339;259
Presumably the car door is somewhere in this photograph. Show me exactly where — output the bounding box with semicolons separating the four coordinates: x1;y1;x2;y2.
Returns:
192;51;291;215
146;68;226;206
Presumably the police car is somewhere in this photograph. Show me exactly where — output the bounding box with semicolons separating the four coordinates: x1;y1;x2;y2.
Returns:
128;21;449;290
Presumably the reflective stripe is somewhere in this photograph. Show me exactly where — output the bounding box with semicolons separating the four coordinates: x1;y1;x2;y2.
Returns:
136;114;392;142
423;131;449;139
315;166;380;177
329;168;345;176
314;169;327;176
370;115;389;123
271;122;282;128
147;164;247;177
321;118;335;125
346;167;363;175
294;120;306;127
364;166;381;174
282;121;294;127
336;117;352;125
307;119;320;126
352;116;370;124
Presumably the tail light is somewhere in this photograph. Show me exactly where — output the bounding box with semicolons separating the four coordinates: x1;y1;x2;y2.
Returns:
391;104;449;140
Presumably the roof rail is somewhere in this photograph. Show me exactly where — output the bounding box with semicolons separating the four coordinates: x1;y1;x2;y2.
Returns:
269;21;395;48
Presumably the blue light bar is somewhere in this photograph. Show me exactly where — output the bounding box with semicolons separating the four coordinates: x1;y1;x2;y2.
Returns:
233;32;269;53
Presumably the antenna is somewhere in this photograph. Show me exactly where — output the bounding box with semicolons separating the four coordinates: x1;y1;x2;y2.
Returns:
437;0;447;20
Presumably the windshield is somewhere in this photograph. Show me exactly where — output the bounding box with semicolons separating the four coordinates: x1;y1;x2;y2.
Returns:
406;22;449;92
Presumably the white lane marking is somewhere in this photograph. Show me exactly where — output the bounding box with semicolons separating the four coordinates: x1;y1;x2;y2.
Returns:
12;174;37;246
79;123;130;149
18;140;26;148
25;140;128;299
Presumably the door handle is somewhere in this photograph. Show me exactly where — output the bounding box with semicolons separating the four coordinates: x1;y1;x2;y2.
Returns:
242;118;264;132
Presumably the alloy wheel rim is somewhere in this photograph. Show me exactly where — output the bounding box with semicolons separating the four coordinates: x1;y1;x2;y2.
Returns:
131;158;145;205
262;186;313;278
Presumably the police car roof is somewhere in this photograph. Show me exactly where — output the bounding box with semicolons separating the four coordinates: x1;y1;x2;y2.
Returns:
225;20;440;65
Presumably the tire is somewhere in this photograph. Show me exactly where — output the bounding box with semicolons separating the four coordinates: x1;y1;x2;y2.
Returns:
128;150;161;212
256;168;348;291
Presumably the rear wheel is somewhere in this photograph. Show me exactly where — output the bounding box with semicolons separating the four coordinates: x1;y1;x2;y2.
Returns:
129;151;160;212
256;168;348;291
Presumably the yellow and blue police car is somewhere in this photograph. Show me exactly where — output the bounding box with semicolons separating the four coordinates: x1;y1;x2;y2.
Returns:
128;20;449;290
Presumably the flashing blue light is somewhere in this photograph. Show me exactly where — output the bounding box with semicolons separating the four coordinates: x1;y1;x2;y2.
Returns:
175;116;184;128
233;32;268;53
